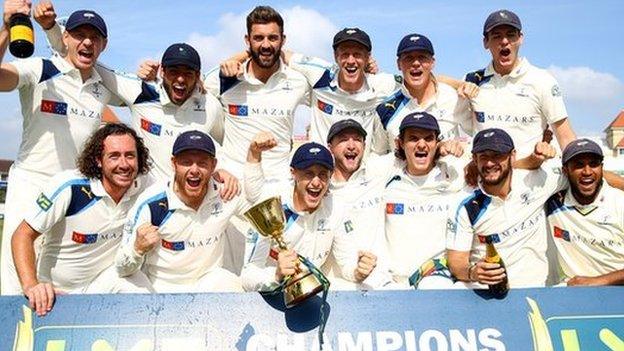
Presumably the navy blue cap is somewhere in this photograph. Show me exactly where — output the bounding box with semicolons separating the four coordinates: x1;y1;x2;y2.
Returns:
161;43;201;71
396;33;434;57
290;142;334;171
472;128;515;154
562;138;604;164
66;10;107;38
483;10;522;36
333;27;372;52
327;119;367;143
172;130;216;156
399;111;440;134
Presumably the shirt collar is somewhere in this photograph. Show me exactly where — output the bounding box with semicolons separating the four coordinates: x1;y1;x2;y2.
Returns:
165;178;220;211
484;57;529;79
240;58;288;85
51;53;102;85
564;180;607;211
399;74;439;109
89;175;146;202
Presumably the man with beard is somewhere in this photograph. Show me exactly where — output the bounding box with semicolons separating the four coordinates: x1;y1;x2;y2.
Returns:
446;128;565;288
11;124;153;316
202;6;309;180
0;1;123;295
117;131;249;292
376;33;473;149
464;9;576;157
546;139;624;286
241;134;378;291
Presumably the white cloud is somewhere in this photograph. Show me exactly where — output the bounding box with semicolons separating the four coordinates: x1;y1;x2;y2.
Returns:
548;65;624;104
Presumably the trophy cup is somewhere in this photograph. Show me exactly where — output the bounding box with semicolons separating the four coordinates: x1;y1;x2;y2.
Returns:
244;196;325;308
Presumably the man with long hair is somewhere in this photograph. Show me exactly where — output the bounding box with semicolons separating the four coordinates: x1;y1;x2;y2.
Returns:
12;123;153;316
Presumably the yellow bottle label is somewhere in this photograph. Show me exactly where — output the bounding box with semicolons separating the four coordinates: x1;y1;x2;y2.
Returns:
485;254;500;263
10;25;34;43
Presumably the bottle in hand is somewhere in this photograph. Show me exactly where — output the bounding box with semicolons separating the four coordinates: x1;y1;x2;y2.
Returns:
485;236;509;296
9;13;34;58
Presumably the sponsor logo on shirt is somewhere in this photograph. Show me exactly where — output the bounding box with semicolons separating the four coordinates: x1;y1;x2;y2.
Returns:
228;104;248;116
317;100;334;114
36;193;52;211
40;99;68;116
551;85;562;97
317;219;330;231
475;111;485;123
211;202;223;215
553;226;570;241
91;83;102;98
344;220;354;233
161;239;185;251
474;111;538;125
72;231;98;244
478;233;501;244
386;203;404;215
140;118;162;136
185;234;221;248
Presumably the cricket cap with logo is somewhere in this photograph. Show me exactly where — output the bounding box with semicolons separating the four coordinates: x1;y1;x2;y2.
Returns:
332;27;372;51
399;111;440;134
327;119;367;143
562;138;604;165
472;128;515;154
161;43;201;71
172;130;216;156
290;142;334;171
65;10;108;38
483;9;522;36
396;33;434;56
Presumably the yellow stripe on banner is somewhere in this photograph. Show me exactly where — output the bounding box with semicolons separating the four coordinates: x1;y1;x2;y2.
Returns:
46;340;66;351
600;328;624;350
560;329;580;351
92;339;115;351
10;25;34;43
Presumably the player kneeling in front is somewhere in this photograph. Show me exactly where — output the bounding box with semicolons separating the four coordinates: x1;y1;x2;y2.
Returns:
12;124;153;316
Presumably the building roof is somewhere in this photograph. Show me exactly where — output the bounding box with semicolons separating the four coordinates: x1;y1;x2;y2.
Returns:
607;110;624;130
0;159;13;173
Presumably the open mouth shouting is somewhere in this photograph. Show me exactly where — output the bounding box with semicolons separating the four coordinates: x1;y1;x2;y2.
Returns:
577;176;597;193
413;150;430;164
171;83;189;101
77;48;95;64
186;175;202;190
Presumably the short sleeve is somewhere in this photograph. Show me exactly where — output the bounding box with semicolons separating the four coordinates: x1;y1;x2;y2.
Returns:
24;174;74;234
538;71;568;125
446;200;475;252
289;53;334;87
13;57;43;90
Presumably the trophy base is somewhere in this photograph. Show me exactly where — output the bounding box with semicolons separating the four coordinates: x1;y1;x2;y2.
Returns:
284;270;324;308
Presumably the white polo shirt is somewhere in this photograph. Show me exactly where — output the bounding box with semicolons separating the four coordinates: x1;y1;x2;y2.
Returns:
384;157;467;283
241;162;360;292
12;54;121;180
116;179;248;287
465;58;568;157
376;79;472;146
204;60;310;179
24;170;146;292
94;65;224;183
289;53;398;155
447;162;568;287
546;182;624;282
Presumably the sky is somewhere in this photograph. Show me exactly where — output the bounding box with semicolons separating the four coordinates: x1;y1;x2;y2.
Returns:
0;0;622;159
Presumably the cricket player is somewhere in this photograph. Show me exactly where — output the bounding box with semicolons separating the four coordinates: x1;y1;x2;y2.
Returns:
546;139;624;286
241;134;379;292
447;128;564;288
376;33;473;149
116;130;248;293
0;1;122;295
11;123;153;316
464;9;576;157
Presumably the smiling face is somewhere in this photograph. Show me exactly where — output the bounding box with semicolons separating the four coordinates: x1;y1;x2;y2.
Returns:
484;25;523;75
172;150;217;207
564;154;604;205
474;150;514;186
398;128;438;176
328;129;365;179
397;50;434;92
63;25;107;77
246;22;284;69
97;134;138;193
161;65;200;105
291;164;332;212
334;41;369;92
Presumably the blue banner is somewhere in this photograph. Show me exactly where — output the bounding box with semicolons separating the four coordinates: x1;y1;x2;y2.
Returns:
1;287;623;350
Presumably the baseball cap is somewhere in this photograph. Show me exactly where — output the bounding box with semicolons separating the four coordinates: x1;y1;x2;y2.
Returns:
562;138;604;164
161;43;201;71
472;128;515;154
290;142;334;171
326;119;367;143
483;10;522;36
396;33;434;57
399;111;440;134
332;27;372;52
65;10;107;38
172;130;216;156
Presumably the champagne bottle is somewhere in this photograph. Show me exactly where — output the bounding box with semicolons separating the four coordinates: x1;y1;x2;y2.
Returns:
9;13;34;58
484;236;509;296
